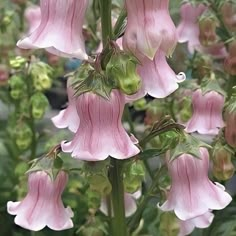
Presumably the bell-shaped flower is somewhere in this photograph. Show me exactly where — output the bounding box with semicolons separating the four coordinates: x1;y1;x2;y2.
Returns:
17;0;88;60
185;89;225;135
24;5;41;34
177;3;227;59
7;171;73;231
52;80;80;133
177;3;207;53
178;212;214;236
61;90;140;161
100;190;141;217
126;50;185;101
159;147;232;221
123;0;177;60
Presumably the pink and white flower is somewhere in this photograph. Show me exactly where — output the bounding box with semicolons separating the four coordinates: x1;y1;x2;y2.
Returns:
159;148;232;221
126;50;185;101
17;0;88;60
24;5;41;34
185;89;225;135
7;171;73;231
123;0;177;60
177;3;227;59
178;212;214;236
61;90;140;161
52;79;80;133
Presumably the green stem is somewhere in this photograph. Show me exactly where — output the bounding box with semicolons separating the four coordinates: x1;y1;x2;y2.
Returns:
100;0;112;47
128;166;165;232
109;158;128;236
123;105;135;134
25;71;37;159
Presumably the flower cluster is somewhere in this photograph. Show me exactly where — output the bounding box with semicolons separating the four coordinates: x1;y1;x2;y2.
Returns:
6;0;234;235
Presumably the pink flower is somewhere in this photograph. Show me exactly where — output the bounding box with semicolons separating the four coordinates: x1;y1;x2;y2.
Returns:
159;148;232;221
100;190;141;217
7;171;73;231
24;5;41;34
185;89;225;135
177;3;227;59
125;50;185;102
178;212;214;236
123;0;177;60
52;79;80;133
61;90;140;161
177;3;207;54
131;50;185;100
17;0;88;60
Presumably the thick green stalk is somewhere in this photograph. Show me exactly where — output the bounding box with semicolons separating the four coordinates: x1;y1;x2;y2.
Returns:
109;158;127;236
99;1;127;235
100;0;112;47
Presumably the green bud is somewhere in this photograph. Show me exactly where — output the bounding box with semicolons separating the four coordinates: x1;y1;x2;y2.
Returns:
9;56;27;69
87;174;112;195
106;52;141;95
212;144;235;181
33;74;52;91
133;98;147;111
31;92;49;119
8;75;26;99
30;61;53;91
160;212;180;236
179;97;192;122
78;217;107;236
14;123;33;150
123;160;145;193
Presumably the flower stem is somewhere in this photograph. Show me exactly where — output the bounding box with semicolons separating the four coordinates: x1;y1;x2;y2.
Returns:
100;0;112;47
109;158;128;236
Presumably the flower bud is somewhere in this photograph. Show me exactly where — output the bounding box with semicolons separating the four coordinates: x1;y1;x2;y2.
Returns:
8;75;26;99
160;212;180;236
144;100;165;125
133;98;147;111
212;144;235;181
199;17;218;47
30;92;49;119
30;61;53;91
106;52;141;95
123;160;145;193
9;56;27;69
14;123;33;150
221;2;236;32
87;174;112;196
179;97;193;123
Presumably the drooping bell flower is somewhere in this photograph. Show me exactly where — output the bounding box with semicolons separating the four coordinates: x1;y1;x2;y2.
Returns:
159;147;232;221
123;0;177;60
177;3;207;53
178;212;214;236
221;2;236;32
177;3;227;59
52;79;80;133
185;89;225;135
24;5;41;34
17;0;88;60
100;190;141;217
7;171;74;231
126;50;186;101
61;90;140;161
